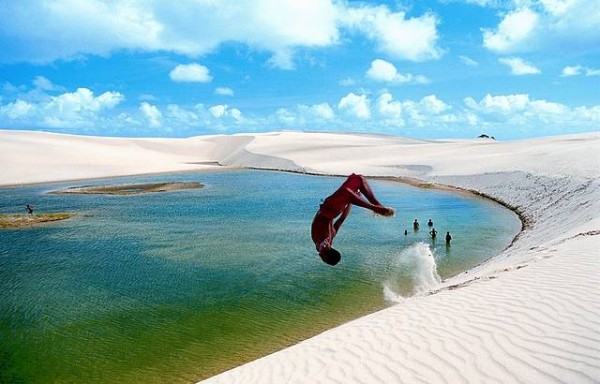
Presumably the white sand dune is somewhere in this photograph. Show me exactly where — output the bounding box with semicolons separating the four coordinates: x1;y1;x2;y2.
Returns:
1;129;598;383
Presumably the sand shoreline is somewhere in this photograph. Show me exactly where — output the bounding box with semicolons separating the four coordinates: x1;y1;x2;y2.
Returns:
1;129;598;383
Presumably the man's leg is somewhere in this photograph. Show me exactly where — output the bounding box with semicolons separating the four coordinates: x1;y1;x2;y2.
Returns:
348;174;382;206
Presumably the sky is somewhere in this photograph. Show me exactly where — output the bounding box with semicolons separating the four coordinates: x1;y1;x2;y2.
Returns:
0;0;599;139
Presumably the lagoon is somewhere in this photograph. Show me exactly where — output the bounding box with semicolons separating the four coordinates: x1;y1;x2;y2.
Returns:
0;170;520;383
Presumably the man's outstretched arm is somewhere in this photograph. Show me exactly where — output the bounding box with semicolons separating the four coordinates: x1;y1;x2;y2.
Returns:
333;204;352;233
345;188;394;216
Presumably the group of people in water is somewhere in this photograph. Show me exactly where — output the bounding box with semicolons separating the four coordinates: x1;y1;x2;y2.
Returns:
410;218;452;245
312;173;455;266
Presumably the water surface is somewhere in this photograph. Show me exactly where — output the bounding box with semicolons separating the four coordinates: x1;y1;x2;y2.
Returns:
0;170;520;383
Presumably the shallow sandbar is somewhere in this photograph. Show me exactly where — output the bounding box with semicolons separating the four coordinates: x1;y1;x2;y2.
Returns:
51;181;203;195
0;213;72;228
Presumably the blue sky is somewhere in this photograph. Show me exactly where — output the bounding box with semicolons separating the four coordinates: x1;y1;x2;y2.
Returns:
0;0;598;139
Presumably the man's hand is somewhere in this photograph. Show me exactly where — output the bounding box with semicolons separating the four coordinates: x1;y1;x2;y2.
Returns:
374;206;395;217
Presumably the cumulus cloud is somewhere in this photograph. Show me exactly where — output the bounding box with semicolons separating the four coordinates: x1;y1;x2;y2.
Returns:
0;1;441;67
300;103;335;120
482;1;600;54
561;65;600;77
376;93;451;127
341;5;441;61
366;59;429;84
0;0;163;63
139;102;162;128
215;87;234;96
272;102;335;128
1;100;33;119
338;93;371;119
0;87;124;129
499;57;541;75
209;105;242;121
169;63;212;83
483;8;539;53
464;93;572;123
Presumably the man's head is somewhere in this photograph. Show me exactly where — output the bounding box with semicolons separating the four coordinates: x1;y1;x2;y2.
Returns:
319;247;341;266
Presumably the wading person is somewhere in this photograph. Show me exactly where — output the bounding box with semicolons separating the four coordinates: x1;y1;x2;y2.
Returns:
430;227;438;240
311;174;394;266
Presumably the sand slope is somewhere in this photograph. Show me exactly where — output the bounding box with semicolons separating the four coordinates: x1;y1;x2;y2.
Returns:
1;129;598;383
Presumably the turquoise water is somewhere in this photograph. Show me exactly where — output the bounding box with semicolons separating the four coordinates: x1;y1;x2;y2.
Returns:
0;170;520;383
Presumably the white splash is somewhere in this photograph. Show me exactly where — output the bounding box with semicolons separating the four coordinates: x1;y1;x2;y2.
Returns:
383;242;442;302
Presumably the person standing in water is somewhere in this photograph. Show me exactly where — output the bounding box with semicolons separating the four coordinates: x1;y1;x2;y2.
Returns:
26;204;34;216
311;173;394;266
413;219;420;231
430;227;438;240
427;218;434;227
445;231;452;245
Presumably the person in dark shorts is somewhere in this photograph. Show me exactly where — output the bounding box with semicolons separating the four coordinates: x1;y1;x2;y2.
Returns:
445;231;452;245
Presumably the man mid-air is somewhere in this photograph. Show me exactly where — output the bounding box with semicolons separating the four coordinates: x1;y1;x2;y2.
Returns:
311;174;394;266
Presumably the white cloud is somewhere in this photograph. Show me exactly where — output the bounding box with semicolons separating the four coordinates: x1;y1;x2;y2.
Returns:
169;63;212;83
43;88;123;122
0;0;163;63
366;59;429;84
562;65;584;77
338;93;371;119
499;57;541;75
465;93;530;114
299;102;335;120
0;0;339;67
375;93;452;129
482;1;600;54
459;55;479;67
209;105;227;118
586;68;600;76
139;102;162;128
377;93;403;119
215;87;234;96
0;100;33;119
275;108;297;126
33;76;57;91
562;65;600;77
421;95;450;114
540;0;579;17
341;5;441;61
0;87;124;129
464;93;569;118
209;104;243;121
0;1;442;66
483;8;539;53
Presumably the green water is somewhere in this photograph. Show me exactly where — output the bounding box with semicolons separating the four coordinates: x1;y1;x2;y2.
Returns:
0;170;521;383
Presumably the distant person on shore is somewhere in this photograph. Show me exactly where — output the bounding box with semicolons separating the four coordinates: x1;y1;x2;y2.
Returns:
430;228;438;240
413;219;419;231
311;173;394;266
427;218;434;227
446;231;452;245
26;204;34;216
